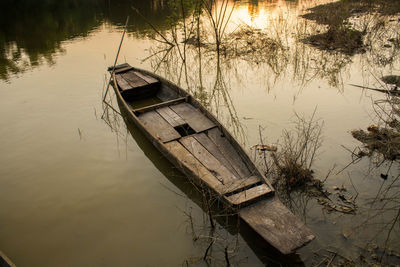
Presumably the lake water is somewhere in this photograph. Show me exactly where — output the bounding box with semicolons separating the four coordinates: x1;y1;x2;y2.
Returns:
1;0;400;266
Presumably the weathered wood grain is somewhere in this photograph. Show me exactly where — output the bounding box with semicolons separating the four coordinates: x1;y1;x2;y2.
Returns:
108;63;132;73
170;103;215;132
215;176;261;195
193;133;240;178
138;111;180;143
240;198;315;255
225;184;272;207
134;97;187;113
134;71;159;84
207;127;251;178
115;74;132;91
156;107;186;127
180;136;238;185
114;65;133;74
157;84;180;101
121;71;148;88
164;141;223;190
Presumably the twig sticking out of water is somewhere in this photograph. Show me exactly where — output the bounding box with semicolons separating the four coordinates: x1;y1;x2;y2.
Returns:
224;246;230;266
203;239;215;260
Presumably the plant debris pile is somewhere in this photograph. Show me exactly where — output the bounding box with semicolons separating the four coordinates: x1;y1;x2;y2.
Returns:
220;25;286;64
351;94;400;161
316;185;357;214
352;125;400;161
303;0;400;23
301;0;400;55
302;27;365;55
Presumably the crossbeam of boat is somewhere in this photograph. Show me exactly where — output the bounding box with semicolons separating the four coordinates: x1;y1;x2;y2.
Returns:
133;96;188;114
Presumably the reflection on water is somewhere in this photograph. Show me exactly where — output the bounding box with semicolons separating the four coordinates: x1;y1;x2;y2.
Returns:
1;0;400;265
0;0;101;81
0;0;176;82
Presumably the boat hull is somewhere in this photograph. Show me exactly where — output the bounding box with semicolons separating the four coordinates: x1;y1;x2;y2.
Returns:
108;63;315;255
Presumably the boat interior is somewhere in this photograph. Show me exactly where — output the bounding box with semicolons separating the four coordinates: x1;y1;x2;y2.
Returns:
111;64;274;208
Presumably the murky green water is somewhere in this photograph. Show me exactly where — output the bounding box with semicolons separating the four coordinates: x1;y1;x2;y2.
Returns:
1;0;400;266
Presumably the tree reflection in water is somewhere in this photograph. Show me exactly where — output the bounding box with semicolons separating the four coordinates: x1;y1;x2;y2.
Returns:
0;0;175;82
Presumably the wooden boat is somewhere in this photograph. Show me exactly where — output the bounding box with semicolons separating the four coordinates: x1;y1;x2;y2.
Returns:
108;63;315;255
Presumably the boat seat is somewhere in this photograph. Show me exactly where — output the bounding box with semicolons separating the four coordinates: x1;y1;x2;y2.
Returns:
114;70;161;101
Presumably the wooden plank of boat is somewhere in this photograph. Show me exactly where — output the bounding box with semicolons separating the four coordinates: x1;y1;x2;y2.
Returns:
179;136;238;185
164;141;223;191
114;65;134;74
240;198;315;255
108;62;133;73
134;97;187;114
156;106;186;127
193;132;240;178
170;103;215;133
207;127;251;178
225;184;273;207
115;74;132;91
138;111;181;143
134;71;159;84
215;176;261;195
121;71;148;88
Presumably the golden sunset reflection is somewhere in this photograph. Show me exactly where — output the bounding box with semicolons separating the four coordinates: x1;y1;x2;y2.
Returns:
226;0;334;30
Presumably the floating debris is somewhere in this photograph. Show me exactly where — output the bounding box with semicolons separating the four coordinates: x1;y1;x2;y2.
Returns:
351;126;400;161
254;144;278;152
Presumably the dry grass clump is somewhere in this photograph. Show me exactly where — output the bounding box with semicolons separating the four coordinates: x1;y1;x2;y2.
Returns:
222;26;283;55
267;110;324;190
302;26;365;55
219;25;286;65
